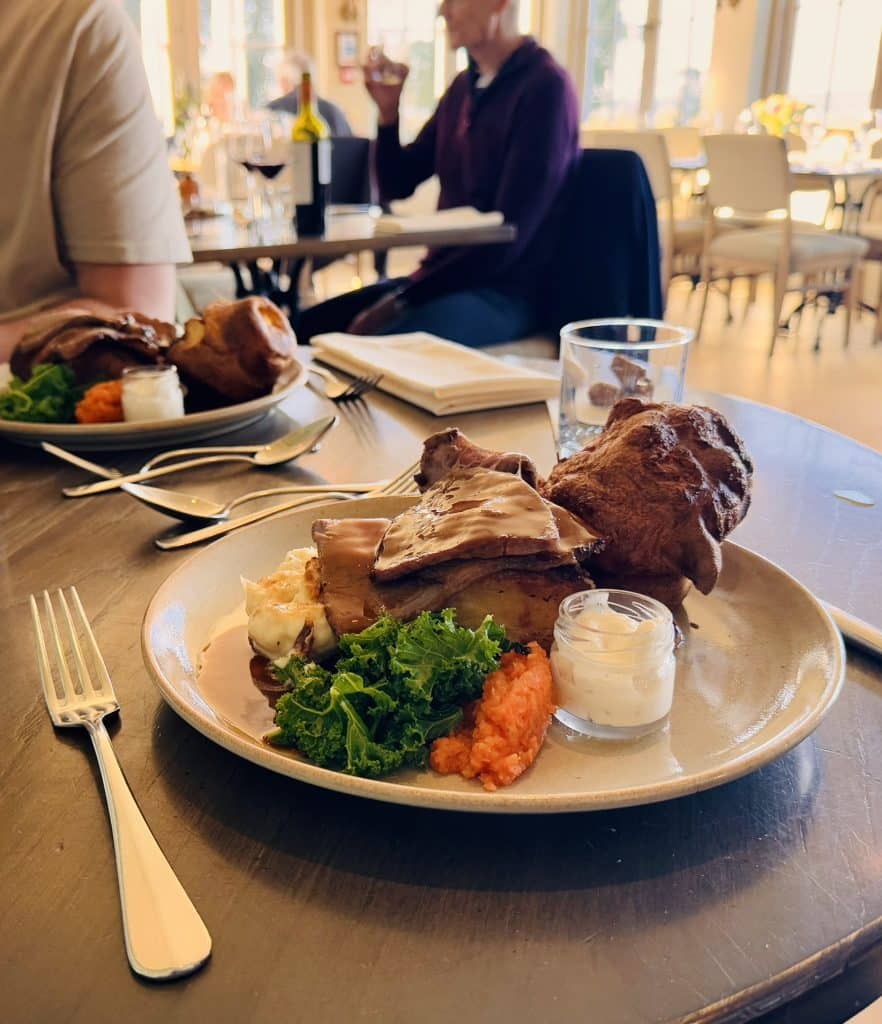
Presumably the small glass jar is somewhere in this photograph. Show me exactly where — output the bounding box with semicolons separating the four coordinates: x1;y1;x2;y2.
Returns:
121;365;185;422
550;589;676;740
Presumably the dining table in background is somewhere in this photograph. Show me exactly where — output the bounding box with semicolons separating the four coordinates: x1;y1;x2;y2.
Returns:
1;372;881;1024
185;207;517;320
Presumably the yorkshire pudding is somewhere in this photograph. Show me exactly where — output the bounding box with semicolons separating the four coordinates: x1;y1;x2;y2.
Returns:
169;297;298;403
544;398;754;606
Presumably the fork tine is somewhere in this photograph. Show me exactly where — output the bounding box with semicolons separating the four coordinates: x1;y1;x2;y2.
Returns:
58;588;96;696
380;459;421;495
69;586;114;699
30;594;60;710
42;590;78;700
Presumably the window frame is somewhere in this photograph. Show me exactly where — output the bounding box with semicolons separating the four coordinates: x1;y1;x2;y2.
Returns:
778;0;882;123
577;0;718;128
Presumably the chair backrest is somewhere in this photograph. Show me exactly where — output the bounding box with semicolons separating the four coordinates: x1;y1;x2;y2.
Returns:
702;134;791;214
662;125;703;162
579;129;673;201
540;148;663;333
329;136;374;205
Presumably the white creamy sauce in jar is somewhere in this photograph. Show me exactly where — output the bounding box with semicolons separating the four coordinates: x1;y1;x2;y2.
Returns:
121;365;186;421
550;590;676;734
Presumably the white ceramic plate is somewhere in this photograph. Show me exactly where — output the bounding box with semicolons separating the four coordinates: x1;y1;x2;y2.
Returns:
142;496;846;814
0;362;307;450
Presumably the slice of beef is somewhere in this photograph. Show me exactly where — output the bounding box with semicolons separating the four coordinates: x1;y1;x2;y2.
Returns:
373;468;599;583
10;311;175;382
415;428;540;491
312;517;594;647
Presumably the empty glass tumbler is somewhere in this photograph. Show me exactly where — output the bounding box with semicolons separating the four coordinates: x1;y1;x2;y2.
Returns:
558;319;693;458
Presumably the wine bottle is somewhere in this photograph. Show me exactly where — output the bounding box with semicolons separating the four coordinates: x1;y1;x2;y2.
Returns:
290;72;331;236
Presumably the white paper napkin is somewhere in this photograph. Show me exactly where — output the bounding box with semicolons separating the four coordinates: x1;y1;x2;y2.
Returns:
374;207;504;235
310;333;558;415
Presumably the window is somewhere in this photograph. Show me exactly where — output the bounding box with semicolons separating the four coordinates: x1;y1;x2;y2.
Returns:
583;0;650;126
787;0;882;126
582;0;716;127
652;0;715;126
199;0;286;110
123;0;174;136
367;0;441;140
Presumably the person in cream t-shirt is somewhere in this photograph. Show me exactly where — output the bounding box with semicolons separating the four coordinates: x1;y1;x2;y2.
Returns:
0;0;191;363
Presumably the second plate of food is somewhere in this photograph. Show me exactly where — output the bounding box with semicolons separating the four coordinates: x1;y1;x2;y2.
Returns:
142;496;845;814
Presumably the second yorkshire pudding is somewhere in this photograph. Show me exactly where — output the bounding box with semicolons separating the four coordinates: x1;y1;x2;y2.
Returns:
544;398;754;604
169;297;298;402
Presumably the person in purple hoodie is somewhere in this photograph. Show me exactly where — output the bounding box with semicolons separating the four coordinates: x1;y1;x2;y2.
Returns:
297;0;579;348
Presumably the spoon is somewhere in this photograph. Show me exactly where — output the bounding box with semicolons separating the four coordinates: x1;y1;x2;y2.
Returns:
122;478;389;524
62;416;337;497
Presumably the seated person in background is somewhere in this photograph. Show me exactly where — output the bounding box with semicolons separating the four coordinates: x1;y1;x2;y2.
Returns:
298;0;579;349
0;0;191;364
268;51;353;138
204;71;238;125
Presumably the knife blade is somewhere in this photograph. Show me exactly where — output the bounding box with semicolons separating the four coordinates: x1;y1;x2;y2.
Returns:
823;601;882;660
154;493;350;550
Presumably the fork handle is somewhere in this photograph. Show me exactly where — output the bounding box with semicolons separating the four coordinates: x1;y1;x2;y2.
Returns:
86;719;211;979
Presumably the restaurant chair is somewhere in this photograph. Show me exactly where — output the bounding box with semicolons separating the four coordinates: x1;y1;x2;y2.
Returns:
857;178;882;342
300;137;386;298
696;134;869;356
581;129;709;302
487;147;663;360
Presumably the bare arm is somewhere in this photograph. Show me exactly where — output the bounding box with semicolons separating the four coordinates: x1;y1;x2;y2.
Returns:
0;263;177;363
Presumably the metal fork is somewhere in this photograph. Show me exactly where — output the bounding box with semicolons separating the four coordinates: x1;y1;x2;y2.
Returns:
307;363;383;402
30;588;212;980
154;458;422;549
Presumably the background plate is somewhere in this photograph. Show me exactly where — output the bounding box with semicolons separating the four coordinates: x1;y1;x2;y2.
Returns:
142;496;845;814
0;361;307;450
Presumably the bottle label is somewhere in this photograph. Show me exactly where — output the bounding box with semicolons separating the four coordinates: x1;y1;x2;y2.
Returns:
291;142;313;204
291;140;332;204
317;138;331;185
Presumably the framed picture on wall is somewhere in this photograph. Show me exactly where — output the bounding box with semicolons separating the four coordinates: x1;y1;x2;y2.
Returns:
336;31;359;69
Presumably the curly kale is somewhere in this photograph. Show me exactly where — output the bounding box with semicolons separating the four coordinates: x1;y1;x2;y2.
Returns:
0;364;85;423
268;610;506;778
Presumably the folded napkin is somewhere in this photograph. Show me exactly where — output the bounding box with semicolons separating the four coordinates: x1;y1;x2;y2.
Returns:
374;207;504;235
310;333;558;415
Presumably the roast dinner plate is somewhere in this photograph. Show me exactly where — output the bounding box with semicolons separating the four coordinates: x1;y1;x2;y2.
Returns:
0;361;307;450
142;496;846;814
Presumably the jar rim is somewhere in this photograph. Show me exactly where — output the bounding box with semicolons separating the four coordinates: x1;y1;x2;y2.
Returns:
121;364;178;377
556;589;673;643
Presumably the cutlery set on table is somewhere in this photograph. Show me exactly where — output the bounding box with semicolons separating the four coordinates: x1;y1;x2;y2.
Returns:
43;405;417;549
27;365;420;981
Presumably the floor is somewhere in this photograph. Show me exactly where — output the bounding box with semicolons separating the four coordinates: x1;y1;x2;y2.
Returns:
668;275;882;452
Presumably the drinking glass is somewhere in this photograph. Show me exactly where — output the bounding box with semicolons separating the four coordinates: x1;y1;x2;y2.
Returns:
558;319;693;458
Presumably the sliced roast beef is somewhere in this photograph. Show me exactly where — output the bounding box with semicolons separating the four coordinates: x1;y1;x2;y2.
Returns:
10;311;175;382
312;516;595;647
415;428;540;491
373;468;600;582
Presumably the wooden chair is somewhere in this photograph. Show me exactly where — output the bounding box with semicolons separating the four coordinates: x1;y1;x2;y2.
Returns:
857;178;882;343
696;134;868;356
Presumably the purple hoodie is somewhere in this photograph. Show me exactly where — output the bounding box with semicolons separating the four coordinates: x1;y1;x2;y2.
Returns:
374;38;579;306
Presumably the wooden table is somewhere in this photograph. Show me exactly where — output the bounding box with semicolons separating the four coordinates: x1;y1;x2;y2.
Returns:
186;209;516;319
1;380;881;1024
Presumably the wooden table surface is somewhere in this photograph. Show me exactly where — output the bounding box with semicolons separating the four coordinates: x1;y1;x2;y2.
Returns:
186;209;517;264
1;376;881;1024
